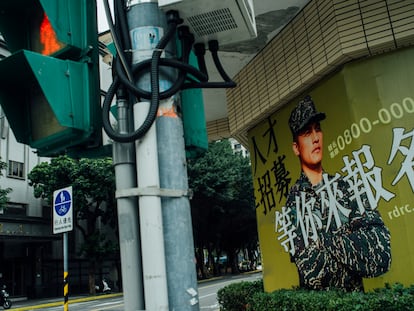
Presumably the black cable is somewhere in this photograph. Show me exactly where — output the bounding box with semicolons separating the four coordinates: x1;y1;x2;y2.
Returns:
114;0;133;81
114;54;208;99
102;75;121;141
171;26;194;94
102;5;237;142
182;40;237;89
115;0;131;54
112;24;207;101
194;43;208;79
103;0;132;82
102;11;182;142
209;40;233;82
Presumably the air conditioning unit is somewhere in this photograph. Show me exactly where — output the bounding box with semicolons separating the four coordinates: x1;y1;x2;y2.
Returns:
158;0;257;46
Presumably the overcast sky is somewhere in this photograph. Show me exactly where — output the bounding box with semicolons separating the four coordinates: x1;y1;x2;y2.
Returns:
96;0;114;33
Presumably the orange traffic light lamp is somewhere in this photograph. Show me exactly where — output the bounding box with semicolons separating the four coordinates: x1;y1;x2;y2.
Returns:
38;12;66;56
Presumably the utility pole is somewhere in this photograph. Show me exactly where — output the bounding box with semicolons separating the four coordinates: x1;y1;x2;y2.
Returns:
125;1;199;310
105;0;204;309
157;98;200;309
113;95;145;310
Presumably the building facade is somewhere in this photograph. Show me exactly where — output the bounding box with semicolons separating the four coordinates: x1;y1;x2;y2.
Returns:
228;0;414;292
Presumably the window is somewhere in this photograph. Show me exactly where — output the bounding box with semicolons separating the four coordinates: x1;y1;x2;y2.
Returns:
42;205;52;220
2;202;27;216
8;160;24;179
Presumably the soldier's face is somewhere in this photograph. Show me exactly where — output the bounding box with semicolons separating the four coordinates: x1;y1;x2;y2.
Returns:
292;122;323;170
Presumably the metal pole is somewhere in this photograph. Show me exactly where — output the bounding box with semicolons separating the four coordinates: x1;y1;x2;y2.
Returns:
63;232;69;311
157;98;200;310
125;1;200;309
127;1;171;309
135;102;169;310
113;93;145;310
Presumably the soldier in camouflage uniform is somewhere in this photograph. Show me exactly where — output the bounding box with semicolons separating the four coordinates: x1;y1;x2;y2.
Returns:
285;96;391;291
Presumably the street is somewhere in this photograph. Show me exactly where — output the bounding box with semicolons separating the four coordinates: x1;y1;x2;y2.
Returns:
11;272;262;311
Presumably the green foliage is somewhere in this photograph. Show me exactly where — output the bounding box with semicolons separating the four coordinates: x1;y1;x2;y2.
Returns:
217;280;264;311
0;158;12;209
189;140;245;200
28;155;117;258
218;281;414;311
187;140;257;275
28;155;117;293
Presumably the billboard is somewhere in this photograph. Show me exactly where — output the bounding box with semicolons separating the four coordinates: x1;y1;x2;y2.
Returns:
248;47;414;292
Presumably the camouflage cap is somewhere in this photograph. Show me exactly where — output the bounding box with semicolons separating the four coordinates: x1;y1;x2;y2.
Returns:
288;96;326;138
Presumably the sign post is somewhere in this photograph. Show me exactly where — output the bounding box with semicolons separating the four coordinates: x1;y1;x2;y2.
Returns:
53;186;73;311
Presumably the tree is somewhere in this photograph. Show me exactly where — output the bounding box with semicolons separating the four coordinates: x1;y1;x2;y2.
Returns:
28;155;118;294
188;140;258;277
0;158;12;209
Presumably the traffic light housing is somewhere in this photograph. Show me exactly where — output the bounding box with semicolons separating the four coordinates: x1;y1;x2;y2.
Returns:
0;0;100;156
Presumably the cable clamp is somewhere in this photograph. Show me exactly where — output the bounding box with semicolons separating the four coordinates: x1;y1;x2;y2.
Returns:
116;186;192;199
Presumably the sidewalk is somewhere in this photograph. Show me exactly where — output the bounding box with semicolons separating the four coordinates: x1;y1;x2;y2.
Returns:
11;292;123;311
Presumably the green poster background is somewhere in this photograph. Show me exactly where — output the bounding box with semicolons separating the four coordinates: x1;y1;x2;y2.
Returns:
249;47;414;292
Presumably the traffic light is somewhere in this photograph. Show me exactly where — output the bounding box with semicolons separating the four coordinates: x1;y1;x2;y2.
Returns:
0;0;100;156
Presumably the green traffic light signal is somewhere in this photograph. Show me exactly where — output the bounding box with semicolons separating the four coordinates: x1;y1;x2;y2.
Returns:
0;0;100;156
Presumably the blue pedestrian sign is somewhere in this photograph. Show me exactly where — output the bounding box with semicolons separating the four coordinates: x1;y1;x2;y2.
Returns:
53;186;73;234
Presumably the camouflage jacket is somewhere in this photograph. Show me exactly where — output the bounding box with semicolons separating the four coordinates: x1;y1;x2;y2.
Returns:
286;172;391;291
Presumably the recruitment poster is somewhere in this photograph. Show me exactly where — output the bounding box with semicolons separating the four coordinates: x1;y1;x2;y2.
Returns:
248;47;414;292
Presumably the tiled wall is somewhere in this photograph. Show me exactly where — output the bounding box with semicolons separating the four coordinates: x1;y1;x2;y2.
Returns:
226;0;414;146
206;117;231;141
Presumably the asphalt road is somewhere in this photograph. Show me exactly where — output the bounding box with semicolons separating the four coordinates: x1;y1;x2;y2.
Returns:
11;272;262;311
